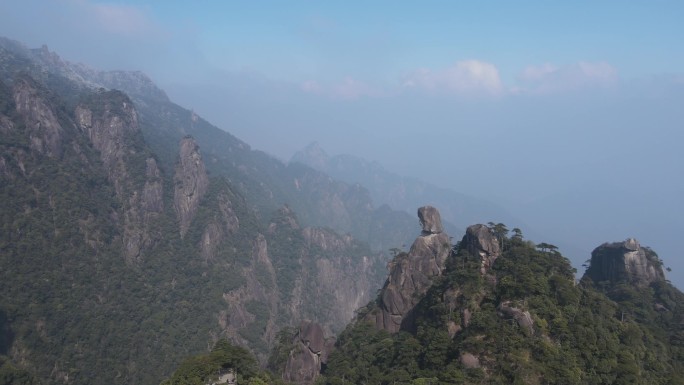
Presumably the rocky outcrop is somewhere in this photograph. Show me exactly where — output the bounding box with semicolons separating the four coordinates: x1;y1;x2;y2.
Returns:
269;206;383;333
174;136;209;237
418;205;444;234
304;228;378;327
584;238;665;287
373;206;451;333
283;320;335;385
13;77;64;158
461;224;501;275
460;352;481;369
497;301;534;335
200;192;240;261
142;158;164;215
220;233;279;361
75;91;163;262
75;93;138;192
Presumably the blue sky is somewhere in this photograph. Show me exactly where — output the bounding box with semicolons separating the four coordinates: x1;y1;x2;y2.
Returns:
1;0;684;286
113;1;684;82
4;1;683;88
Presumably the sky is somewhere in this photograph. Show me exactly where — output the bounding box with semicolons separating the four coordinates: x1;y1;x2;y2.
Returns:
1;0;683;287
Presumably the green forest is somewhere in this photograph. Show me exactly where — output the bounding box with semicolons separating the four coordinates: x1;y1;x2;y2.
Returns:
320;227;684;385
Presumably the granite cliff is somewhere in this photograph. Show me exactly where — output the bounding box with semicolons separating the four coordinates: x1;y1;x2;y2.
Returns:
282;320;335;385
371;206;451;333
584;238;666;287
0;37;390;384
461;224;501;276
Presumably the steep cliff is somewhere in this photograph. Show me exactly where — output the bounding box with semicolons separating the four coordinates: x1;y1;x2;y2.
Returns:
282;320;335;385
461;224;501;275
584;238;665;287
12;76;64;158
173;136;209;237
75;89;163;262
266;206;386;334
371;206;451;333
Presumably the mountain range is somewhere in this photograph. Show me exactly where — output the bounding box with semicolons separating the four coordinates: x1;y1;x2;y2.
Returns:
0;37;682;385
0;37;424;384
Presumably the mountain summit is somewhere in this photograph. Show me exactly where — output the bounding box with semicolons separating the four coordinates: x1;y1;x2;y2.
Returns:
370;206;451;333
584;238;666;287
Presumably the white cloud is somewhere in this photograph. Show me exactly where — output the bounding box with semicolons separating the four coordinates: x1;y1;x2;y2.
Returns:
402;60;503;96
516;61;618;94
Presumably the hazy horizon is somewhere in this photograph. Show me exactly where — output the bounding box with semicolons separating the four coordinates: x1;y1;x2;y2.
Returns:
1;0;682;288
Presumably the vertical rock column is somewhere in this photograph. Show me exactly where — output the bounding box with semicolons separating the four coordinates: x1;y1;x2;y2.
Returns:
173;136;209;238
373;206;451;333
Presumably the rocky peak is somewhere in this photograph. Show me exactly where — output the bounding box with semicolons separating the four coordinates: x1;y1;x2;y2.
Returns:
418;205;444;234
29;42;170;103
283;320;335;385
174;136;209;237
12;77;64;158
372;206;451;333
290;141;330;171
584;238;665;287
461;224;501;275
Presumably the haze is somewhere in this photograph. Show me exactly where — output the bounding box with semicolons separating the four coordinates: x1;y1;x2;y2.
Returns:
2;0;682;287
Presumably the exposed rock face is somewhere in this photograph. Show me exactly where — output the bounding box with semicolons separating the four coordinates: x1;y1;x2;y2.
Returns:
142;158;164;214
219;206;381;364
418;205;444;234
283;320;335;385
461;224;501;275
303;228;378;326
373;206;451;333
75;91;163;262
269;206;383;332
174;136;209;237
460;352;481;369
75;95;138;193
497;301;534;335
584;238;665;287
200;192;239;261
220;233;279;361
13;78;63;158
